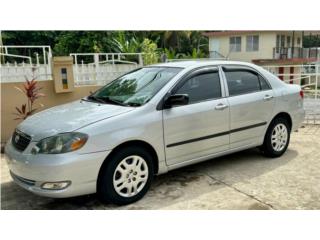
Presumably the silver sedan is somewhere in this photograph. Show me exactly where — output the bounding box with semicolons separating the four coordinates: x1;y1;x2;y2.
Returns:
5;60;305;205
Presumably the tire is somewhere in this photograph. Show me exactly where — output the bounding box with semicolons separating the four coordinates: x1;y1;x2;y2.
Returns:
97;146;154;205
260;117;291;158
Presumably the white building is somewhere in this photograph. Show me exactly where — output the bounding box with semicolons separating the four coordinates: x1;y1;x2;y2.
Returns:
203;31;320;83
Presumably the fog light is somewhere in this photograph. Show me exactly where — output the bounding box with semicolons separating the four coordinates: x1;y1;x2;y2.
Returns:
41;181;71;190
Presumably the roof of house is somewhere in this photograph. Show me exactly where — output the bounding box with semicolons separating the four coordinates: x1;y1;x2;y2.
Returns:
203;30;320;37
202;31;261;37
203;31;320;37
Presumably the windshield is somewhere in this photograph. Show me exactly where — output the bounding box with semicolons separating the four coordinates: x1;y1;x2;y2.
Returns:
89;67;182;106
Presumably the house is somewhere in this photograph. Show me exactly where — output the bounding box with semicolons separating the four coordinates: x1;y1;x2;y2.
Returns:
203;31;320;83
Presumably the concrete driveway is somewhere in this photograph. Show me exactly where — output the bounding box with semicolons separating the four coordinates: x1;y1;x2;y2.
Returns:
1;125;320;210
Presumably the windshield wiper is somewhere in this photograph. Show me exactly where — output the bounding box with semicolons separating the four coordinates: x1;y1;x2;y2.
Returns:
125;102;142;107
87;95;107;104
100;96;127;106
86;95;128;106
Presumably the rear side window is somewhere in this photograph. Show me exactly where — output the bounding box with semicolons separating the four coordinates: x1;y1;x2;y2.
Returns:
224;70;270;96
176;72;221;104
259;76;271;90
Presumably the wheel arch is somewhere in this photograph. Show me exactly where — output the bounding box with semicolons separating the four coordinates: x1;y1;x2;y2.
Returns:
269;112;292;131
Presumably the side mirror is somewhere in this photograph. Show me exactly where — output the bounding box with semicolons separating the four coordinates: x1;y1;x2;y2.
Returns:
164;94;189;108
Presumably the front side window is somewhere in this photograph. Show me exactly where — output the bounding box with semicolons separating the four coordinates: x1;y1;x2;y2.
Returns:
224;70;264;96
229;36;242;52
246;35;259;51
90;67;181;106
176;72;221;104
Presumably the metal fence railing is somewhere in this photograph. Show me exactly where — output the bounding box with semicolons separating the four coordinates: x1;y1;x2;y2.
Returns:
70;53;143;85
262;63;320;100
0;45;53;82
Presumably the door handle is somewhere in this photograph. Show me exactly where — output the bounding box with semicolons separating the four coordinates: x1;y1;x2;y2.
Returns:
215;103;228;110
263;95;274;101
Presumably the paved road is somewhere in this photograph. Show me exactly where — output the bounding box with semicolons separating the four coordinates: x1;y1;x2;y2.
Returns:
1;125;320;210
304;98;320;124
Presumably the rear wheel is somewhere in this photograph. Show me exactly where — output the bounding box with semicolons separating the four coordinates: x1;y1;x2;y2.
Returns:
260;117;290;158
97;146;154;205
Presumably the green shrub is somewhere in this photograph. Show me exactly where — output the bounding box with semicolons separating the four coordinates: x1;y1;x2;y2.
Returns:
141;38;158;65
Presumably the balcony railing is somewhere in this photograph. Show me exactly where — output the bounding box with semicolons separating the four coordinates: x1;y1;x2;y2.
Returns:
273;47;320;60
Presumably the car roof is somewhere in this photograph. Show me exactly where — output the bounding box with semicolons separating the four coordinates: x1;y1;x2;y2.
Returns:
151;60;258;69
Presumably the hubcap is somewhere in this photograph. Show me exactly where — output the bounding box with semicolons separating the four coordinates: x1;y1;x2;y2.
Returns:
113;155;148;198
271;123;288;152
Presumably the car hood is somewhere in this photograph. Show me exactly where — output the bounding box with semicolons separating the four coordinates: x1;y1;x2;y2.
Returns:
17;100;134;141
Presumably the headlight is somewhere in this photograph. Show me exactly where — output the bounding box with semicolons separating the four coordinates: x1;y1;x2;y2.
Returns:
32;132;88;154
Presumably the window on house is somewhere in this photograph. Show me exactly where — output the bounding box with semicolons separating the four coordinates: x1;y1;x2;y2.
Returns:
297;37;301;45
287;36;291;47
280;35;285;47
276;35;280;53
229;37;241;52
246;35;259;51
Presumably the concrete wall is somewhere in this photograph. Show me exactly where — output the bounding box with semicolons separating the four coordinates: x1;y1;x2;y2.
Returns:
209;31;303;62
1;80;100;143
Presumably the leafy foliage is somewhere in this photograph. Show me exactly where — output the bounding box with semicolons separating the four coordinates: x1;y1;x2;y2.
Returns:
164;48;177;59
2;31;209;58
112;32;141;53
141;38;158;65
3;31;319;60
303;35;320;48
13;69;45;120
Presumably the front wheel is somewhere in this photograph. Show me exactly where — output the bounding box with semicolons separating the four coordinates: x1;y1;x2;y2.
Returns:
260;118;290;158
97;146;154;205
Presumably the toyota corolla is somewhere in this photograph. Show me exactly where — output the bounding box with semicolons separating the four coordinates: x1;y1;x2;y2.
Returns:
5;61;305;205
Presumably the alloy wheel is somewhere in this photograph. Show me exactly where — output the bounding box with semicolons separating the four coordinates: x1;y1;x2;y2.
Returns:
271;123;288;152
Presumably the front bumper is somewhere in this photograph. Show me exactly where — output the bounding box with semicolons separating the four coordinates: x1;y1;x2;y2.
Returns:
5;139;111;198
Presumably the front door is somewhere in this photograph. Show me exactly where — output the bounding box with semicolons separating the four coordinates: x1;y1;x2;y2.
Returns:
163;68;230;166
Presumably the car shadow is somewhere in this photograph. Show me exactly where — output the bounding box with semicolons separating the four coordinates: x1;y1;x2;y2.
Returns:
1;147;298;210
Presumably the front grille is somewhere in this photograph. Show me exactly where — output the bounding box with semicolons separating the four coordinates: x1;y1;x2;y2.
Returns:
12;129;31;151
10;171;36;186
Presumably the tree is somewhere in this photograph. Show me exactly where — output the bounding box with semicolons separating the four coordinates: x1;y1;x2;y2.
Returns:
303;35;320;48
141;38;158;65
1;31;209;59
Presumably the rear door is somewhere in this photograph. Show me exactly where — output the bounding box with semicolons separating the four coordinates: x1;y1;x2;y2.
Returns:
163;67;230;166
222;65;275;149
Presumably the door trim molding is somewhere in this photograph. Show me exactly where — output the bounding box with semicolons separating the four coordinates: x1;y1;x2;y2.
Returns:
166;121;267;148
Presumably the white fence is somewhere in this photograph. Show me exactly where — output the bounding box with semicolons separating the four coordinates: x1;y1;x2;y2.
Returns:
70;53;143;85
1;46;319;99
73;63;139;86
0;45;52;82
0;46;144;84
262;63;320;99
1;63;52;82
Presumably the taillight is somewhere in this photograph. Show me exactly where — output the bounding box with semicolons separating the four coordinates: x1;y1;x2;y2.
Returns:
299;90;304;99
